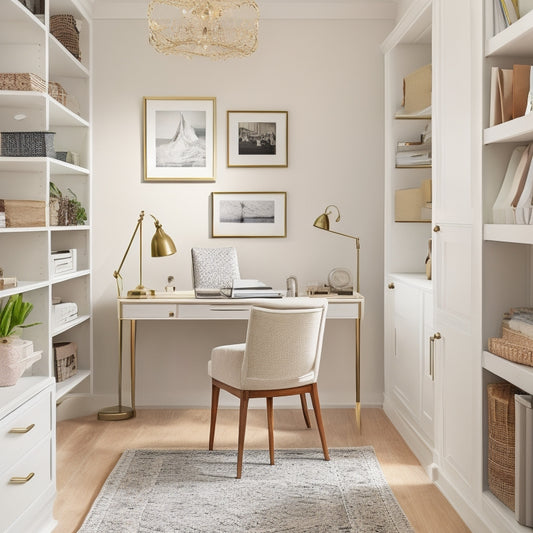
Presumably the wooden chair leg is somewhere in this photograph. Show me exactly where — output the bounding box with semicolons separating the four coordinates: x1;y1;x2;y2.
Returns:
266;397;274;465
237;392;249;479
300;393;311;428
209;382;220;451
309;383;330;461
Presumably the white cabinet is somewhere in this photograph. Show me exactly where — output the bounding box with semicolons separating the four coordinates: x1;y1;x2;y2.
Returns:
0;377;56;533
384;275;434;470
0;0;93;400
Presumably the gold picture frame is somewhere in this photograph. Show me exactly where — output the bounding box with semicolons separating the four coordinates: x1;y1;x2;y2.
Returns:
212;192;287;237
227;111;288;167
143;96;216;181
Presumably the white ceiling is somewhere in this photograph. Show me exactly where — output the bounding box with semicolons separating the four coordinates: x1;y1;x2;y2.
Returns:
91;0;398;20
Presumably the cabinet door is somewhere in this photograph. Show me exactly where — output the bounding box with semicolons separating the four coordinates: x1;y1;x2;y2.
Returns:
433;223;478;496
391;281;423;423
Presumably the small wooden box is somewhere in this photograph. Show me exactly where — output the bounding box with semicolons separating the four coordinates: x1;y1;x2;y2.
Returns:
0;199;46;227
53;341;78;382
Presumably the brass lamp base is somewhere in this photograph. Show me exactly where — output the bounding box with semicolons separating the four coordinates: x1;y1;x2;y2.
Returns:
97;405;135;421
127;287;155;298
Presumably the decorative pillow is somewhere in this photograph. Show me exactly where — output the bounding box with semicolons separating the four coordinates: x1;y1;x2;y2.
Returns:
191;247;240;289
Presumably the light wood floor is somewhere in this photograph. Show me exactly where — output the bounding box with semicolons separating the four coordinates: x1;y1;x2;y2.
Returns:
53;407;470;533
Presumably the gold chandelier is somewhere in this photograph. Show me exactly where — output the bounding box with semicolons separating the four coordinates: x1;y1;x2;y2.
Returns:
148;0;259;60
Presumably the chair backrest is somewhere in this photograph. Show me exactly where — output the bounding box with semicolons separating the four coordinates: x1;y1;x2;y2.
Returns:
191;247;241;290
241;298;328;390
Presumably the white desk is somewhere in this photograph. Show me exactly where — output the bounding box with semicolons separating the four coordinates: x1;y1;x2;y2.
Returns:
98;293;364;428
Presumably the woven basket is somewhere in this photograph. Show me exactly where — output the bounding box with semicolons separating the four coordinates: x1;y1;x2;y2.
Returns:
49;197;71;226
488;382;520;510
50;14;80;60
0;73;46;93
0;131;56;158
48;81;68;105
53;341;78;382
488;337;533;367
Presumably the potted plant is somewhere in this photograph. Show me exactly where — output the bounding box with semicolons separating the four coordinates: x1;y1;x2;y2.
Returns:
0;293;41;386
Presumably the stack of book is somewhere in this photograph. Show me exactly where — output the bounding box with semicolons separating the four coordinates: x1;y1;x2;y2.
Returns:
223;279;283;299
492;144;533;224
489;64;533;127
396;124;432;168
493;0;533;34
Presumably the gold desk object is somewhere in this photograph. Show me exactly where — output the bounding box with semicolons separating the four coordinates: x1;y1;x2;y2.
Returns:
99;293;364;429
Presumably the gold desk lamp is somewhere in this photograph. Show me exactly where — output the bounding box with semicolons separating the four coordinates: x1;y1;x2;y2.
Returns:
313;205;360;293
313;204;362;428
98;210;177;421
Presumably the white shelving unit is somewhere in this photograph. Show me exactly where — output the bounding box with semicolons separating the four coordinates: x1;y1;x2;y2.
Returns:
481;3;533;531
381;0;436;475
0;0;92;528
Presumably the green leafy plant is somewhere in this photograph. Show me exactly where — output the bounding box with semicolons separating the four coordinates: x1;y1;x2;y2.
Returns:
49;181;62;199
67;188;87;225
0;294;40;341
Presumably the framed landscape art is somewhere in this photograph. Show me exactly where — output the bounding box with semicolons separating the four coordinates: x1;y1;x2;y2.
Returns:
144;96;216;181
212;192;287;237
227;111;288;167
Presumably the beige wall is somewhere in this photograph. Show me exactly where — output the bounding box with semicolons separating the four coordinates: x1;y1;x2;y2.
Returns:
87;15;393;410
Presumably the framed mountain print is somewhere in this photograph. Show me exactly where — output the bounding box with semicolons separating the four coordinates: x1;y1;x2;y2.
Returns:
144;97;216;181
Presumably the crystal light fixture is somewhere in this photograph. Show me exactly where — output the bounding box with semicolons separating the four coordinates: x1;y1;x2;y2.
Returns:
148;0;259;60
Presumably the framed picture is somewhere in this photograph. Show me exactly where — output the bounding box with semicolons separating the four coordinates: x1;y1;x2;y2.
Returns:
227;111;288;167
143;97;216;181
212;192;287;238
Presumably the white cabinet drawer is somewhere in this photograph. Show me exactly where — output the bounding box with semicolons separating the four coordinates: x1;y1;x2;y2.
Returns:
178;304;251;320
0;387;52;474
122;303;178;319
326;303;359;319
0;436;53;533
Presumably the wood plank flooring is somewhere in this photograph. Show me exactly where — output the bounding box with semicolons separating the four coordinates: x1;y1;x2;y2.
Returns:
53;407;470;532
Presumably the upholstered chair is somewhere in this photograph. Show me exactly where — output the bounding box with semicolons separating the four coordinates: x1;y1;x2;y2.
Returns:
208;298;329;478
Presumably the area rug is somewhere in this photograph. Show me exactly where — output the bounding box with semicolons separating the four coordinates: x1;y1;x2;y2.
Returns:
78;447;414;533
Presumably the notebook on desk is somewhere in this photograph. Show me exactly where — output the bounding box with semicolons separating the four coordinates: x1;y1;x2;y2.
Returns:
222;279;283;299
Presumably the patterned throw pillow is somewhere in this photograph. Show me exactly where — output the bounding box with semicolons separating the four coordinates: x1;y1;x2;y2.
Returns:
191;247;241;289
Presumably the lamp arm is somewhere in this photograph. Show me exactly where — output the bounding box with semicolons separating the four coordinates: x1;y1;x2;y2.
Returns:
113;211;145;296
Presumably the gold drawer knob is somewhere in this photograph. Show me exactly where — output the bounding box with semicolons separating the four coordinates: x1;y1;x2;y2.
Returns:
433;225;440;232
388;283;395;289
9;472;35;484
9;424;35;434
169;312;175;317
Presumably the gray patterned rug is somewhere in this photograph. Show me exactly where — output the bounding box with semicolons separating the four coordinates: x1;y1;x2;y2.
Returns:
78;447;414;533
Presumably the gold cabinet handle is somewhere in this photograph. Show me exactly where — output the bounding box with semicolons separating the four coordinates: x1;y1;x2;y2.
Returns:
168;312;175;317
9;423;35;434
429;332;442;381
9;472;35;484
433;225;441;232
388;283;395;289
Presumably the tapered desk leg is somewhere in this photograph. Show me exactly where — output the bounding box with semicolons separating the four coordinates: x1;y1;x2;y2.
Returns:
355;302;361;431
97;317;135;420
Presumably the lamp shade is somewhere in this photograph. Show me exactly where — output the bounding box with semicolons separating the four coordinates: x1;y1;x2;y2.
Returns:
151;218;177;257
313;213;330;231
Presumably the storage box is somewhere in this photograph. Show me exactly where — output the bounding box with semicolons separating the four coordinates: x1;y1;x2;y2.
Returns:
0;131;56;158
0;73;47;93
50;249;77;277
50;15;81;60
0;199;46;227
488;382;520;510
403;63;432;115
53;341;78;382
51;302;78;329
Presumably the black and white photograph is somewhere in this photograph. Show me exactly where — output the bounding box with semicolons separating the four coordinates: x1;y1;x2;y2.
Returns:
227;111;288;167
212;192;287;237
144;97;215;181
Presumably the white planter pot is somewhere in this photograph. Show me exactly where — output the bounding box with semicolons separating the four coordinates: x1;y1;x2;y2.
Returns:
0;338;40;386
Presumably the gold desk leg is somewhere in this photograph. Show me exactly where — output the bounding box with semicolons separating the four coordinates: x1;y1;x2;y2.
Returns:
98;317;135;421
355;303;361;431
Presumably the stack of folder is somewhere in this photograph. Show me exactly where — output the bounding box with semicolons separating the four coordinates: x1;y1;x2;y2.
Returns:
492;144;533;224
489;64;533;127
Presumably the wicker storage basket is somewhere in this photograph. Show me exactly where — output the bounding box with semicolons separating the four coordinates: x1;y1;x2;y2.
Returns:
49;196;71;226
0;131;56;158
48;81;80;115
50;15;80;60
53;341;78;382
0;73;46;93
488;327;533;367
488;382;520;510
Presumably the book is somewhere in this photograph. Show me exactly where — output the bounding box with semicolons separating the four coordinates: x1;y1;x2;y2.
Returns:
513;65;531;119
226;279;282;299
498;67;514;123
500;0;519;24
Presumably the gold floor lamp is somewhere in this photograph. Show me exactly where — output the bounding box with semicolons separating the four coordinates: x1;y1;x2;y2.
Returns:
98;210;177;421
313;204;362;428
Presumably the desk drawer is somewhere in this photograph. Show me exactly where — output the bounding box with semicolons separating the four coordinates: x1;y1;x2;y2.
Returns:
0;387;52;474
178;304;251;320
122;303;178;319
327;303;360;319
